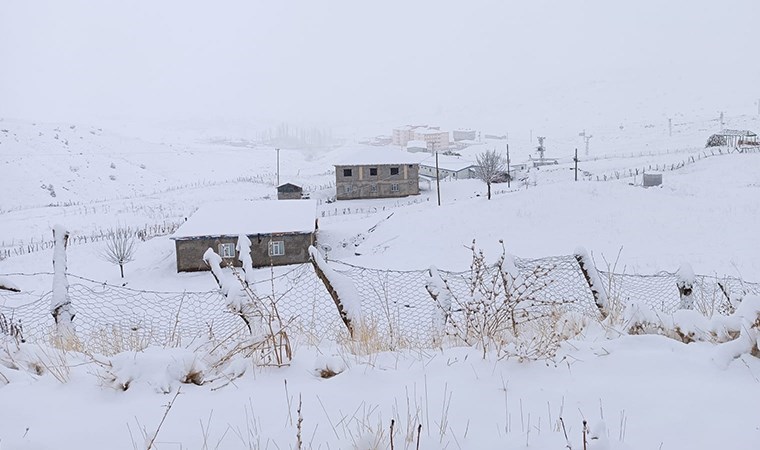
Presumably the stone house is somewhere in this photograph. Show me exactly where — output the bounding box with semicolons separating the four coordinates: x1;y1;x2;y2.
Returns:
171;200;317;272
334;149;420;200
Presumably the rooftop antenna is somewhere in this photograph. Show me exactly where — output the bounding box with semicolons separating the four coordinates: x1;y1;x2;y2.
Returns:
579;130;593;156
536;136;546;162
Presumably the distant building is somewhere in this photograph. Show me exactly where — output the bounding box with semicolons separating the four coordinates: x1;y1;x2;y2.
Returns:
453;139;479;151
277;183;304;200
392;126;414;147
171;200;317;272
452;129;477;142
334;149;420;200
418;155;479;180
406;140;429;153
392;125;429;147
413;128;450;152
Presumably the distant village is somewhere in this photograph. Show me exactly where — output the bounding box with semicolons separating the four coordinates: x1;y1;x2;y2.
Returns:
171;124;758;274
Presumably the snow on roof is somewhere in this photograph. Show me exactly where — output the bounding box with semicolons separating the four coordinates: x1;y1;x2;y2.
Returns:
414;128;448;136
333;146;421;166
415;154;478;171
277;182;302;189
172;199;317;239
718;129;756;137
407;140;428;148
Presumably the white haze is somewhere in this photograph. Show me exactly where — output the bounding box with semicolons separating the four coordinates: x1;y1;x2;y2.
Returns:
1;0;758;134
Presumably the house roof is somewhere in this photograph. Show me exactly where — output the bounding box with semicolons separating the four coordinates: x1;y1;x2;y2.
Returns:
333;146;421;166
416;154;478;172
414;128;448;136
172;199;316;239
277;182;302;190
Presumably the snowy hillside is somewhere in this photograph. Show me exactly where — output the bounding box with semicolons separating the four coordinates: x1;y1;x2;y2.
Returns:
2;114;760;449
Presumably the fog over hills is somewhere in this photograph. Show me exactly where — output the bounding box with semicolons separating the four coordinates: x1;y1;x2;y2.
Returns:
2;0;758;135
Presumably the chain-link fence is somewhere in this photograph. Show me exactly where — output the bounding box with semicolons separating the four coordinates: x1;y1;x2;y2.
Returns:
2;256;759;350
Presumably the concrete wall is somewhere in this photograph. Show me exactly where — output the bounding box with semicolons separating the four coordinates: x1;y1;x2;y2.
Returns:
278;191;303;200
174;232;314;272
335;164;420;200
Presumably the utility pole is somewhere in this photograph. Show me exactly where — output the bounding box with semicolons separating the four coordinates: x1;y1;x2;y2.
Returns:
574;148;578;181
275;148;280;187
433;143;441;206
668;118;672;137
506;143;511;188
719;111;725;128
536;136;546;163
579;130;593;156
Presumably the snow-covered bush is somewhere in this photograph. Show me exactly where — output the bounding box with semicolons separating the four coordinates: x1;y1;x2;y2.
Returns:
425;240;575;360
621;296;760;363
705;134;727;147
676;262;695;310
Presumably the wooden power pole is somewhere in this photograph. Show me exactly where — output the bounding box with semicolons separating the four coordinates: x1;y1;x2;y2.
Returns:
506;143;511;188
434;143;441;206
275;148;280;187
574;148;578;181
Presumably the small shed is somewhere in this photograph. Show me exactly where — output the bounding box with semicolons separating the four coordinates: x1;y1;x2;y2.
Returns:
277;183;303;200
643;172;662;187
709;129;758;147
171;200;317;272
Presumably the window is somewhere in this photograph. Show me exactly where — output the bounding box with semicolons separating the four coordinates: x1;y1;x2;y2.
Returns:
344;185;352;194
219;243;235;258
369;167;378;176
370;184;377;193
391;183;399;192
269;240;285;256
390;167;399;176
343;168;353;177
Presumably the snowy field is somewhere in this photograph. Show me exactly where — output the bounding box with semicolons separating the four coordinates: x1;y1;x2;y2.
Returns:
2;113;760;450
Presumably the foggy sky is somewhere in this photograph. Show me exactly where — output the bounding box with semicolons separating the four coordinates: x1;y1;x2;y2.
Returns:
1;0;758;131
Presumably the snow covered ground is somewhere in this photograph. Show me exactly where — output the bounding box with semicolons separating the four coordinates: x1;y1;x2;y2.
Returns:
2;113;760;449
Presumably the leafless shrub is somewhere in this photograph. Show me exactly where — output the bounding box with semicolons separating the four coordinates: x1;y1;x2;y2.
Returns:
426;240;572;359
0;311;24;344
101;230;137;278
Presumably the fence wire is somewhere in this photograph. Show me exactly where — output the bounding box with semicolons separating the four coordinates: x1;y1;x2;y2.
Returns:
2;257;759;349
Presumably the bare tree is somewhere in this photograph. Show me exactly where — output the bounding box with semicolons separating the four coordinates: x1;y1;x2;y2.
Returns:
474;149;506;200
102;231;137;278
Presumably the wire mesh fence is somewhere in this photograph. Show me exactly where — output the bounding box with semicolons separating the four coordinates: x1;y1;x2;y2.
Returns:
1;256;759;349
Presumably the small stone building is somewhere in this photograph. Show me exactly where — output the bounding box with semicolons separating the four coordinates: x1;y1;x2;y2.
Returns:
334;148;420;200
171;200;317;272
277;182;303;200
